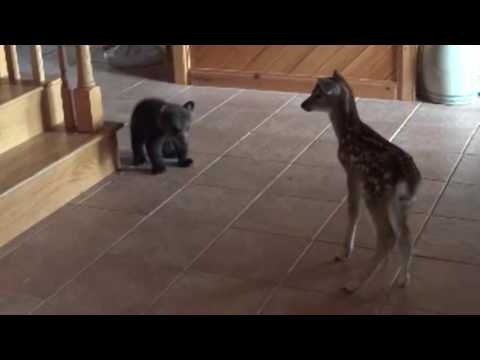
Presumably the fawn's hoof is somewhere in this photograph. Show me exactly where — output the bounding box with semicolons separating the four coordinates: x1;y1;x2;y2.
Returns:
334;251;352;262
397;274;411;288
343;280;360;294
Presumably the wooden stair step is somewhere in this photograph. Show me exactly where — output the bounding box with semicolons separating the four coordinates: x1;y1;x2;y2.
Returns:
0;79;64;154
0;81;39;106
0;121;122;248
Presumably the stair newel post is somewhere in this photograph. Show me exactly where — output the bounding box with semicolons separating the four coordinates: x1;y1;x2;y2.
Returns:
73;45;103;133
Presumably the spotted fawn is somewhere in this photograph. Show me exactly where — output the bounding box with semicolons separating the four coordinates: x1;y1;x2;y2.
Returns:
301;70;421;293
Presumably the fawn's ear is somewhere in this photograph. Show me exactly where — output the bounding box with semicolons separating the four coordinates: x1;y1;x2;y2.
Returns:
332;70;347;83
319;78;341;96
183;101;195;112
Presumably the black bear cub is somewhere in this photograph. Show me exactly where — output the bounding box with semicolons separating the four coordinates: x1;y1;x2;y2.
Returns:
130;98;195;174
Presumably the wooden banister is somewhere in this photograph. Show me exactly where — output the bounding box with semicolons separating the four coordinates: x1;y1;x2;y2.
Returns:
31;45;45;85
76;45;96;88
5;45;21;83
73;45;103;133
0;45;7;80
57;46;77;131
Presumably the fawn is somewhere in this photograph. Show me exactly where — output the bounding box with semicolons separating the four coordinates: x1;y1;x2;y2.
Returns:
301;70;421;293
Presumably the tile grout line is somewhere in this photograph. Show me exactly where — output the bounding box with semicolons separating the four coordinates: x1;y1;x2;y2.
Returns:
189;181;343;204
191;89;245;126
424;212;480;223
117;80;147;95
28;91;297;315
166;85;192;99
256;102;423;314
74;180;115;205
111;80;193;101
142;96;350;314
413;253;480;268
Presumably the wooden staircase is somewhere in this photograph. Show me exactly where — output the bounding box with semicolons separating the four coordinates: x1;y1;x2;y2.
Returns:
0;45;122;248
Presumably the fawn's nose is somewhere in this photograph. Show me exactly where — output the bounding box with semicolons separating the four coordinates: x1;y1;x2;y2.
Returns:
301;100;311;112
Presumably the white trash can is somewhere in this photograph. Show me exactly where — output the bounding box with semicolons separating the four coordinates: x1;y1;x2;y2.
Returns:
421;45;479;105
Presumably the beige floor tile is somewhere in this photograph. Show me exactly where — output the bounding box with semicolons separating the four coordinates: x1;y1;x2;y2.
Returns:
409;150;459;182
108;215;222;270
466;131;480;155
393;124;474;154
194;155;286;192
157;184;255;228
295;140;341;170
416;216;480;265
435;182;480;220
0;206;141;299
254;107;330;141
197;103;278;137
189;126;245;155
0;293;43;315
80;175;181;215
284;242;396;297
407;103;479;130
228;133;312;163
451;154;480;185
379;304;441;315
192;228;308;282
226;89;294;112
315;204;427;249
119;79;188;102
412;179;444;213
119;152;218;185
33;253;180;315
234;194;339;239
267;164;346;202
170;86;241;120
261;287;380;315
149;271;273;315
386;257;480;314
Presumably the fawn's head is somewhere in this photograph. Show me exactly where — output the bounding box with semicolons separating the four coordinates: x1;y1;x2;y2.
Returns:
301;70;355;114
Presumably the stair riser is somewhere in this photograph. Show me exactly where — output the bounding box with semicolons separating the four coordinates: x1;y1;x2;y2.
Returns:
0;88;44;154
0;133;118;247
0;79;64;155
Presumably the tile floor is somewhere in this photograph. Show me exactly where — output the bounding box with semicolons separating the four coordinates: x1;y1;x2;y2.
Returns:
1;47;480;315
